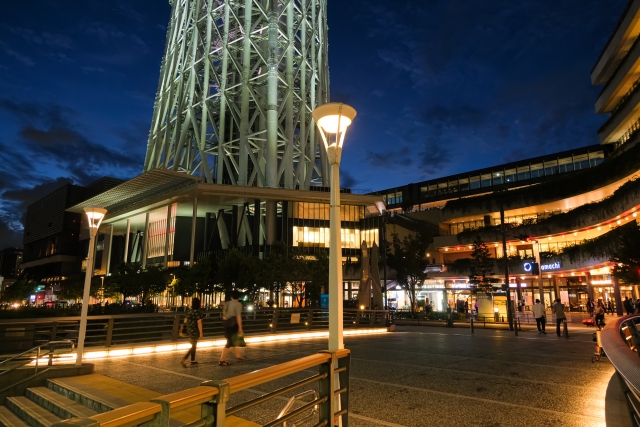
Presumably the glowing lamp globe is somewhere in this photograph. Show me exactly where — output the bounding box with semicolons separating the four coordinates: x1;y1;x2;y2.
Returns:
312;103;357;150
84;207;107;229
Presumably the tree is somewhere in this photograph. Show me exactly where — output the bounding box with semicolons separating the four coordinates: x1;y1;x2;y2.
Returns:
218;249;260;298
107;263;142;301
1;279;36;303
137;266;168;304
468;238;495;292
611;223;640;284
386;230;431;311
305;250;329;307
260;242;292;304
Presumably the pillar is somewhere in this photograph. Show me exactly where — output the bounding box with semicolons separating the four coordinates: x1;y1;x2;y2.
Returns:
204;212;211;252
142;212;150;269
123;218;131;264
163;205;173;268
190;198;198;265
265;200;277;245
105;224;114;275
253;199;261;255
585;272;594;300
612;276;624;316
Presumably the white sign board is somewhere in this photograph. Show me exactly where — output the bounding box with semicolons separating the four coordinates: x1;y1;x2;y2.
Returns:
560;290;569;305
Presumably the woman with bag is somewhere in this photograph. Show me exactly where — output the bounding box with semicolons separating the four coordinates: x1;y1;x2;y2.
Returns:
219;290;245;366
180;297;204;367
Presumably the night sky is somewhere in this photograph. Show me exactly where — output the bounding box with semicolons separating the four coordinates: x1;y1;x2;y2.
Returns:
0;0;627;248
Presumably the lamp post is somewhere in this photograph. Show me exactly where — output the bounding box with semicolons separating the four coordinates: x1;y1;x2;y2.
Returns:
76;207;107;366
312;102;357;351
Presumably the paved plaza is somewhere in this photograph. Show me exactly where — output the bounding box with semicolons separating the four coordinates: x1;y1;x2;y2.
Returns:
91;325;625;427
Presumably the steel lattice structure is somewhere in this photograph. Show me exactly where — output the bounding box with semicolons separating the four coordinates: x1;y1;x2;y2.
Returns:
144;0;330;189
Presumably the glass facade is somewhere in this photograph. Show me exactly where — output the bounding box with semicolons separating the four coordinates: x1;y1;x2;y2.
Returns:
292;226;379;249
417;150;605;203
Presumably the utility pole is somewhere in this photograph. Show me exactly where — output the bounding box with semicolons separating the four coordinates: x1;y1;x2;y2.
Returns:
500;206;514;331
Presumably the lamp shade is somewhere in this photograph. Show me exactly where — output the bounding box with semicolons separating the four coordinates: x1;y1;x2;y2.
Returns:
312;103;357;135
84;207;107;229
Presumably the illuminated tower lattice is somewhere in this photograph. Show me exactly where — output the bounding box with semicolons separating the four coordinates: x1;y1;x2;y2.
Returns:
144;0;330;189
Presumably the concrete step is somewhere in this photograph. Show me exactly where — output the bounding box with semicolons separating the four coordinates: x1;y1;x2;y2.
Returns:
46;378;128;414
0;406;30;427
4;397;61;427
25;388;96;420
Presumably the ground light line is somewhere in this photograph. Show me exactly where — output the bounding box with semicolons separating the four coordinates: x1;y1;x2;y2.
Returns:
349;376;602;421
114;360;408;427
348;357;602;389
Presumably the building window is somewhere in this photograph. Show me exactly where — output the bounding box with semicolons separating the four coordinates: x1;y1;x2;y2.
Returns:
530;163;543;178
469;176;480;190
589;151;604;167
517;165;530;180
480;174;491;188
292;227;378;249
558;157;573;173
448;180;458;193
573;154;589;170
458;178;469;192
504;169;516;183
544;160;558;176
492;171;503;185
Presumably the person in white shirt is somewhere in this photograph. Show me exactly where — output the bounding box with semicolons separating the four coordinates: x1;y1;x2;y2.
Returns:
532;299;547;334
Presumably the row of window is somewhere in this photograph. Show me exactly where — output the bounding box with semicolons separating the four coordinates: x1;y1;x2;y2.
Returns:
383;190;402;205
291;202;365;222
447;212;562;235
421;152;604;197
292;226;379;249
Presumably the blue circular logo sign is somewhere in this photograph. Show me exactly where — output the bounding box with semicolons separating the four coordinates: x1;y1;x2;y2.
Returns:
523;262;532;272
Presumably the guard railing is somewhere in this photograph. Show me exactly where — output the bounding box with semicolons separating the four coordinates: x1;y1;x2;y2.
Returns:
52;349;351;427
0;309;389;349
600;314;640;425
0;340;75;379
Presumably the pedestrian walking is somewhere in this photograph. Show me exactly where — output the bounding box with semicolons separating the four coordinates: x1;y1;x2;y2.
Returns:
219;290;245;366
532;299;546;334
474;300;479;314
552;298;567;337
180;297;204;367
624;297;632;315
595;304;606;329
607;300;614;315
586;298;595;317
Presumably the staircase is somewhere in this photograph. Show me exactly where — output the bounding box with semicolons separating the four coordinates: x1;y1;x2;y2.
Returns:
0;377;117;427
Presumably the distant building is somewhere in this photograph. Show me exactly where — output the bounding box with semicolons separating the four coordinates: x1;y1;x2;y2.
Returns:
0;247;22;279
20;177;123;284
592;0;640;148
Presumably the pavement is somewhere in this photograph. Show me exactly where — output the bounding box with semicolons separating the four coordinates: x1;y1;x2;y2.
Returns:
91;324;627;427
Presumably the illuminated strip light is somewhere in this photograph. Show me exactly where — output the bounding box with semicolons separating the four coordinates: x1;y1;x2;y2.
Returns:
591;280;612;285
29;329;388;363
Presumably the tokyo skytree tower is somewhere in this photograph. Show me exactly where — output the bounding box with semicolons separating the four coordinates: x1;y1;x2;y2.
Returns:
143;0;330;189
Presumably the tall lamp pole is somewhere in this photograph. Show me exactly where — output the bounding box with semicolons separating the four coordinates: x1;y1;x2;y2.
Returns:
76;207;107;366
312;102;357;351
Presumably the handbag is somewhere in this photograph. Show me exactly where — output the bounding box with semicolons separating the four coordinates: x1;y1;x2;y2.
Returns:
231;333;246;347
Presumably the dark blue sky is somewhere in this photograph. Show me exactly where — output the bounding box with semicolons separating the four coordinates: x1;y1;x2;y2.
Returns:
0;0;627;248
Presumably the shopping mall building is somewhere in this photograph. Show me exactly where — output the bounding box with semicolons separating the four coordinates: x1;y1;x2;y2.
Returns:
379;1;640;315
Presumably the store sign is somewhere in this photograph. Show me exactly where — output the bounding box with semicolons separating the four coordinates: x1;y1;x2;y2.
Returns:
449;284;471;289
523;262;539;274
540;261;561;271
424;285;445;289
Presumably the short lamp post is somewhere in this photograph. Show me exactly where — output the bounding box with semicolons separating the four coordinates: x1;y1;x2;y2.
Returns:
312;102;357;351
76;207;107;366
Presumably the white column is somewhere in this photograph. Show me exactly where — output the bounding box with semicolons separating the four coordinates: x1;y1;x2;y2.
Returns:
105;224;114;275
142;212;150;269
163;205;173;267
327;145;343;351
76;228;98;366
190;198;198;265
123;218;131;264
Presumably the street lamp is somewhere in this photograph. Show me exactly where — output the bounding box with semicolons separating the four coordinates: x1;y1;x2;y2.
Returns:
312;102;357;351
76;206;107;366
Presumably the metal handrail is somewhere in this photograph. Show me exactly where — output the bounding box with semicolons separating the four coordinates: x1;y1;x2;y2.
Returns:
277;390;319;427
53;349;351;427
0;340;74;379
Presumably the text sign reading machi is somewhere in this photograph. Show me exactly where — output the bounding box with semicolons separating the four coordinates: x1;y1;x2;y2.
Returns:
540;261;561;271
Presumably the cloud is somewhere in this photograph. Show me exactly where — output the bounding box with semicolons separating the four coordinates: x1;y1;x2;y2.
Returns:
1;45;34;66
364;147;412;169
0;99;140;185
0;217;22;248
341;170;357;189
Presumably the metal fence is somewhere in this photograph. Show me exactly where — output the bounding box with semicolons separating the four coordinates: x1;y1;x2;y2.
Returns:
0;309;389;350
